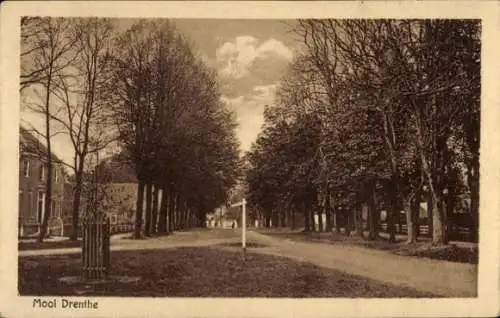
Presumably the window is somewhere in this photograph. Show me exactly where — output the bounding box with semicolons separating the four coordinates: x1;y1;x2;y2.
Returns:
22;159;30;177
51;200;56;218
39;164;46;181
19;190;23;211
54;169;59;183
37;191;45;223
28;191;33;216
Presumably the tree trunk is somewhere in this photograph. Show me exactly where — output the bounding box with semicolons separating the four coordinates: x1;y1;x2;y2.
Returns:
172;193;177;230
144;182;152;237
177;194;182;229
184;201;189;229
39;161;53;242
151;184;159;234
186;205;191;228
308;199;315;232
272;209;279;228
334;198;340;233
69;170;84;240
317;210;324;232
405;198;416;244
414;114;446;245
176;198;183;229
412;189;421;240
325;191;332;232
345;208;351;236
426;181;446;245
180;199;185;229
368;186;378;240
352;206;357;235
309;206;315;232
397;204;402;234
181;200;188;229
158;185;168;233
188;207;193;228
431;192;445;245
442;196;452;244
303;202;311;232
427;191;433;236
134;181;145;239
38;64;54;243
356;202;363;238
168;188;175;232
469;164;479;243
387;183;397;242
280;207;286;228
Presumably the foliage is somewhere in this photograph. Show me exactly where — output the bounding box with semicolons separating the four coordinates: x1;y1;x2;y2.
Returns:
245;19;480;244
110;19;240;236
21;18;241;238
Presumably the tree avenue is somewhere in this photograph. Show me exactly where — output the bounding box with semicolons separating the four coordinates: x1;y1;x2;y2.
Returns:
21;18;240;240
245;19;480;245
19;18;480;244
109;20;240;238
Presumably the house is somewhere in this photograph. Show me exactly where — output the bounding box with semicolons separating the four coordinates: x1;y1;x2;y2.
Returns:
103;182;137;225
73;154;139;230
18;127;66;237
61;179;137;236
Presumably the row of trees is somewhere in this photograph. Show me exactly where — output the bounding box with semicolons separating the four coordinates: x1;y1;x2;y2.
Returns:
110;20;240;238
21;18;240;241
246;19;480;245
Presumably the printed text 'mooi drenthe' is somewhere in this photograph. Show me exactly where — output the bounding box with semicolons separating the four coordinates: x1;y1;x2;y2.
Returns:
32;298;98;309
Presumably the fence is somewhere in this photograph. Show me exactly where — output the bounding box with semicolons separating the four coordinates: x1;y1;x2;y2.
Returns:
379;222;473;241
379;223;430;236
110;222;134;234
81;216;110;280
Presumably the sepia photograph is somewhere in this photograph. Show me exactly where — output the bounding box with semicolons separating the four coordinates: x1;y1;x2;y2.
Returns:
1;1;500;318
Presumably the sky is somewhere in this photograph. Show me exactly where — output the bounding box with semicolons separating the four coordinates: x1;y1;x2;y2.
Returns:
21;18;300;165
172;19;299;152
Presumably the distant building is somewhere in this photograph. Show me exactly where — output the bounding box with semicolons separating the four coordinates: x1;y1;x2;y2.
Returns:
18;127;66;237
207;205;240;229
103;182;137;224
62;158;139;234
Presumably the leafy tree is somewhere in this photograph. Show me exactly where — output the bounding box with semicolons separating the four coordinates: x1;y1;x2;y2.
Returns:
247;19;479;245
111;19;239;238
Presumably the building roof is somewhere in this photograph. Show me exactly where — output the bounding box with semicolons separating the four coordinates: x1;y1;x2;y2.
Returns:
94;153;138;183
19;126;63;163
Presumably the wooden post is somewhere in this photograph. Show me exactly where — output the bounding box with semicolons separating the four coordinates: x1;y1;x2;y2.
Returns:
242;198;246;252
231;199;246;252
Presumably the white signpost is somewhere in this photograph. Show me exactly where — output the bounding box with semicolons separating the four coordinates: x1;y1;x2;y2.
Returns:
231;198;246;252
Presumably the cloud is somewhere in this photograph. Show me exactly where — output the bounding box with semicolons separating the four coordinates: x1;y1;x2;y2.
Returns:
221;83;278;152
216;36;291;152
258;39;293;61
216;36;293;79
253;84;277;98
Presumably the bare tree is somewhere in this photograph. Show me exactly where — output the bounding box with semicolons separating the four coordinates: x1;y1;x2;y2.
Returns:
20;17;78;92
48;18;116;240
21;17;80;242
